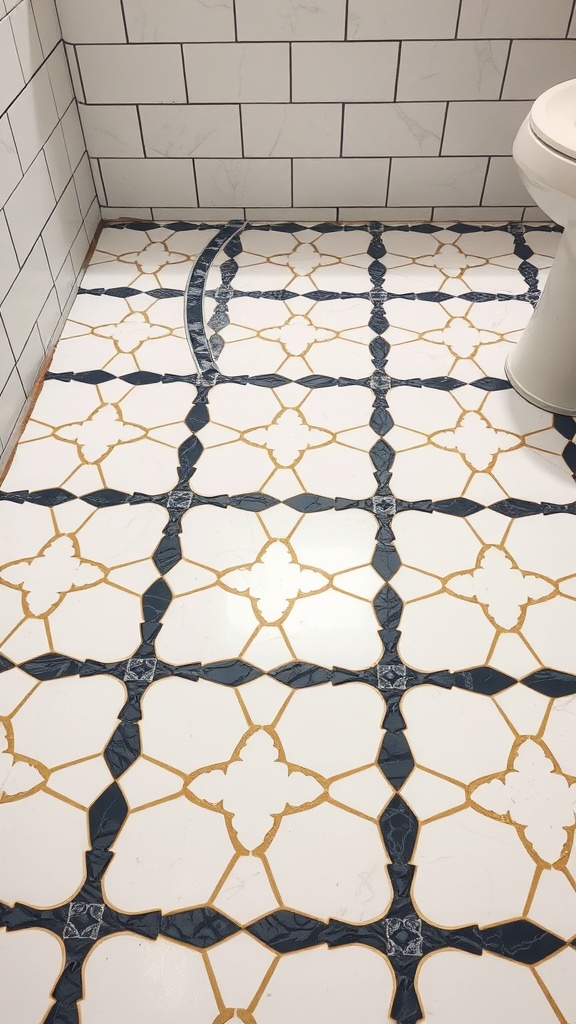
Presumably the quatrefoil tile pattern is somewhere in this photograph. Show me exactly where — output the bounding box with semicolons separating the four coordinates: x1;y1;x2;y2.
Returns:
1;219;575;1024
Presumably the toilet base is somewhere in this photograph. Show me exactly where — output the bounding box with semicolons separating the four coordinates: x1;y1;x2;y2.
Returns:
506;224;576;416
505;356;576;415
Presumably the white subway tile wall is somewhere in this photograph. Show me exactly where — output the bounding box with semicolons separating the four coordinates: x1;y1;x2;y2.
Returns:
53;0;576;221
0;0;98;458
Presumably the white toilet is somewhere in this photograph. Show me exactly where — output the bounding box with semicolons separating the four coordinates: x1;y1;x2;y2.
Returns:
508;79;576;414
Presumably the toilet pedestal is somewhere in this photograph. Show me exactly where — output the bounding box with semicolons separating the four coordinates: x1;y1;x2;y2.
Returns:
506;225;576;415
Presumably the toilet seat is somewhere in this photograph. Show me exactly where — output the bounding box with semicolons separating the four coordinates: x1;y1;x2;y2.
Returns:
529;79;576;160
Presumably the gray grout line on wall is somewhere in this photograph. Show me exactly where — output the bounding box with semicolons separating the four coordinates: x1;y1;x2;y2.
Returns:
238;104;245;158
339;103;345;158
344;0;350;41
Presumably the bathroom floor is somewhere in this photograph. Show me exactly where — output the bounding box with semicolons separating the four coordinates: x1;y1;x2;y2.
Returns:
0;220;575;1024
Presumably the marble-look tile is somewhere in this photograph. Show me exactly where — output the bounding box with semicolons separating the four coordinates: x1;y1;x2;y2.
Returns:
3;379;197;494
387;384;574;503
343;103;445;157
0;667;123;905
393;510;576;675
0;501;167;662
157;506;383;669
236;0;347;41
194;382;377;498
385;295;532;379
80;933;395;1024
402;685;576;935
106;678;391;921
397;40;509;101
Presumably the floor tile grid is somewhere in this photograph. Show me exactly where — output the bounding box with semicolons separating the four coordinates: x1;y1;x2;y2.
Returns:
0;219;574;1024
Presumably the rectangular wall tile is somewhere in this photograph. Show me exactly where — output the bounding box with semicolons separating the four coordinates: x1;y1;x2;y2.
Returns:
55;0;126;43
140;105;242;158
482;156;533;205
433;205;524;220
397;40;508;101
292;42;398;101
79;104;144;157
347;0;460;40
46;45;75;118
0;317;15;392
458;0;573;38
502;41;576;99
1;238;54;359
339;206;432;220
36;285;62;350
42;177;83;276
9;0;43;82
8;61;59;170
101;207;153;219
16;322;44;393
388;156;488;206
442;100;531;156
78;44;186;104
4;151;55;264
152;207;244;220
195;158;291;206
44;122;72;198
123;0;235;42
0;113;21;208
235;0;346;40
74;154;98;218
246;207;337;219
31;0;61;57
0;14;25;114
293;157;390;205
100;157;198;206
0;366;26;448
242;104;342;157
61;103;87;170
0;211;19;304
183;43;290;103
343;103;445;157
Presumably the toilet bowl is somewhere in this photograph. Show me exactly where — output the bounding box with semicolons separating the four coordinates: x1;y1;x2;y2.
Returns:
507;79;576;414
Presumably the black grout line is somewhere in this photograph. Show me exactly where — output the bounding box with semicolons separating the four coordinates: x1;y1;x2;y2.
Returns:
119;0;129;43
96;158;110;207
238;103;245;158
344;0;350;41
454;0;464;38
289;42;293;102
478;155;491;205
290;157;294;206
73;154;523;163
73;44;90;107
65;43;86;104
62;98;542;107
384;156;392;206
69;36;576;44
393;40;402;101
438;101;450;156
567;0;576;36
232;0;239;42
191;158;200;208
339;103;345;158
180;44;190;104
135;104;146;157
498;39;513;100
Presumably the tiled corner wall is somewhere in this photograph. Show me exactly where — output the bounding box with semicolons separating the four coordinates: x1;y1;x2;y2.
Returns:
0;0;99;457
56;0;576;222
